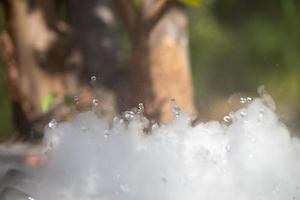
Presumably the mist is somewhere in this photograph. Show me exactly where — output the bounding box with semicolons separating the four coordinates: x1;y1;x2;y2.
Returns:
1;97;300;200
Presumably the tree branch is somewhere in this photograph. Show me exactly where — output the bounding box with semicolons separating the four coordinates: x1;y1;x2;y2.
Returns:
113;0;139;34
143;0;175;31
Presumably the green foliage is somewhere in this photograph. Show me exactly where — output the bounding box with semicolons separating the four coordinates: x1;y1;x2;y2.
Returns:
189;3;300;129
42;94;57;113
179;0;203;7
132;0;143;8
132;0;203;8
280;0;296;21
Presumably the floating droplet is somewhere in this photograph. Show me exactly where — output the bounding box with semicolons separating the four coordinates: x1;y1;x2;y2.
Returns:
240;111;247;118
124;111;135;120
171;98;181;118
73;95;79;104
90;75;97;85
28;197;36;200
258;109;264;121
152;123;159;131
48;119;57;129
240;97;247;104
246;97;252;103
92;99;99;107
137;103;144;114
240;97;252;104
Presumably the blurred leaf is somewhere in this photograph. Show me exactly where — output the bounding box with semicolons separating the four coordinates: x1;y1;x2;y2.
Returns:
179;0;202;7
280;0;296;22
42;94;56;113
132;0;143;8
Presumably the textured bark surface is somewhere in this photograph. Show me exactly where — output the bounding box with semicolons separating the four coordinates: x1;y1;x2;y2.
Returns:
149;7;195;122
130;4;196;122
2;0;82;140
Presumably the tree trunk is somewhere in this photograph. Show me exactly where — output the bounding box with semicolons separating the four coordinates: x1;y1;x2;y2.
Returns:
68;0;121;120
1;0;82;140
131;4;195;122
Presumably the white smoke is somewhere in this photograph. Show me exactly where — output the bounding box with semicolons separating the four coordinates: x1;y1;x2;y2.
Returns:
2;98;300;200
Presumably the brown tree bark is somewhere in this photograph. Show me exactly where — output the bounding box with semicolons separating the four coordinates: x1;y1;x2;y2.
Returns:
1;0;82;140
114;0;196;123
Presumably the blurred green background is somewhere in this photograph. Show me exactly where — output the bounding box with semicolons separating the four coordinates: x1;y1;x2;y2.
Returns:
189;0;300;132
1;0;300;138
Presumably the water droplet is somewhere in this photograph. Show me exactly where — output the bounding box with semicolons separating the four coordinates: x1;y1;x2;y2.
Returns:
48;119;57;129
152;123;159;131
258;109;264;120
240;97;252;104
90;75;97;85
123;111;135;120
137;103;144;114
223;115;232;124
240;97;247;104
171;98;181;118
92;98;99;107
28;197;36;200
247;97;252;103
240;111;247;118
73;95;79;104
